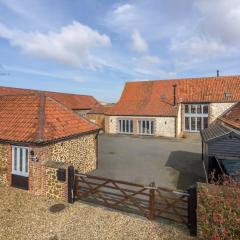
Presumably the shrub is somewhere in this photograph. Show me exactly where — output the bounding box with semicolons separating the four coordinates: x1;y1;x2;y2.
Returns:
198;174;240;240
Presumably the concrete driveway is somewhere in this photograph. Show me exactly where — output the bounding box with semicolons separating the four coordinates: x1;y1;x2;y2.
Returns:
91;134;205;190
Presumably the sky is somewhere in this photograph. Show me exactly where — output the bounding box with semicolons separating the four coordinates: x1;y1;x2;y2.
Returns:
0;0;240;102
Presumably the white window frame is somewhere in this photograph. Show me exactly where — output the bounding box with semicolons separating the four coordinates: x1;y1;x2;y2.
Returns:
12;146;29;177
118;119;133;134
138;120;155;135
184;104;209;132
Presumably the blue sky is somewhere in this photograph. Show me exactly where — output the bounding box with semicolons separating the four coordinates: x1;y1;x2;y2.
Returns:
0;0;240;102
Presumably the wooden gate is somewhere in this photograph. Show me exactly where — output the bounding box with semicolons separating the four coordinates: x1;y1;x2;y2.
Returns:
74;173;151;218
72;172;189;223
67;166;196;235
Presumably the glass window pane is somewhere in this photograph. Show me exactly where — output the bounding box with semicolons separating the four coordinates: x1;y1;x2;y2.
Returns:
191;117;196;131
143;121;145;133
14;147;17;171
146;121;150;134
185;105;189;113
119;120;121;132
191;105;196;114
151;121;154;134
203;117;208;129
126;120;129;132
197;118;202;131
19;148;22;171
197;105;201;114
25;149;28;173
185;117;190;130
130;120;133;133
123;120;125;132
203;105;208;114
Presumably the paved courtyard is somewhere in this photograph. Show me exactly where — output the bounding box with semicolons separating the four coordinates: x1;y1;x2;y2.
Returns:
91;134;205;190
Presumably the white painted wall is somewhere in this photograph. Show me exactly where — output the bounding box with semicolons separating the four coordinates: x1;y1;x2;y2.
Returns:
155;117;176;137
107;116;176;137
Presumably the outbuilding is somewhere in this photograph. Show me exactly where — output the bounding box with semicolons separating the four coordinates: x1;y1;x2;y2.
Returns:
201;102;240;180
0;93;100;200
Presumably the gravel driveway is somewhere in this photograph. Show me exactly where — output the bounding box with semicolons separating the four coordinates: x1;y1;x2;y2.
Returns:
0;186;193;240
92;134;204;190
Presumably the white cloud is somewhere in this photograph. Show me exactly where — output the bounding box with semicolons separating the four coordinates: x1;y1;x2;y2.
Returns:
132;55;175;78
131;30;148;53
0;21;111;68
170;0;240;58
113;3;134;15
170;36;226;58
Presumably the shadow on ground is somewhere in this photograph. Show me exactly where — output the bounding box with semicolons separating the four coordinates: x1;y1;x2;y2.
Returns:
166;151;205;190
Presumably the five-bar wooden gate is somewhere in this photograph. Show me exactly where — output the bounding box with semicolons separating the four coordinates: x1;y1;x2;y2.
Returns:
67;166;197;235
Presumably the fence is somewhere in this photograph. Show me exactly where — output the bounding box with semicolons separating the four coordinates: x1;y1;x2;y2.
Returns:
67;166;197;236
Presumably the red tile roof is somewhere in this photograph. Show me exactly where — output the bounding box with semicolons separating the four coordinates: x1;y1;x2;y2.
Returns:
89;104;114;114
0;94;100;144
219;102;240;129
0;86;99;110
106;76;240;116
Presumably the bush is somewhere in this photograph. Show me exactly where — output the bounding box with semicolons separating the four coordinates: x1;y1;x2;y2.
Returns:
198;174;240;240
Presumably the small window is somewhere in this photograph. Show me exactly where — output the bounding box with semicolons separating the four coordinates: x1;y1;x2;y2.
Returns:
185;105;189;113
197;105;201;114
191;105;196;114
203;105;208;114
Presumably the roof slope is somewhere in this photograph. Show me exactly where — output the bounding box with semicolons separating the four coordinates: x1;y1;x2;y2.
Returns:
0;94;99;144
201;123;236;142
219;102;240;129
0;86;99;110
107;76;240;116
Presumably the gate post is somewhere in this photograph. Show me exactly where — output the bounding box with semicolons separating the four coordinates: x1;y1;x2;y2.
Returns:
67;166;75;204
149;182;156;220
188;185;197;236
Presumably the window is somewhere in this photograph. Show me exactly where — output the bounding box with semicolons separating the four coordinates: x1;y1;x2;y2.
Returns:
138;120;155;135
12;146;29;177
184;104;209;132
118;119;133;134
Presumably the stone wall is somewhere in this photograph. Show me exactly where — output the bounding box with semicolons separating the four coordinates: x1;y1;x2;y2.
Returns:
0;144;9;185
105;115;176;137
48;134;97;173
30;160;67;201
209;102;236;124
31;133;97;174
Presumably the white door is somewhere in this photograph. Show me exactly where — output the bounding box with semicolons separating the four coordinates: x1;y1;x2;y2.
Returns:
12;146;29;177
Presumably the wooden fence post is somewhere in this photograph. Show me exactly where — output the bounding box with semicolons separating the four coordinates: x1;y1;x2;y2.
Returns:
68;166;75;204
149;182;156;220
188;185;197;236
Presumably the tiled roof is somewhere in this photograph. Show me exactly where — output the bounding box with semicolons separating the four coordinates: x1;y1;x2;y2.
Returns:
89;104;113;114
106;76;240;116
201;123;234;142
219;102;240;129
0;86;99;110
0;94;100;144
